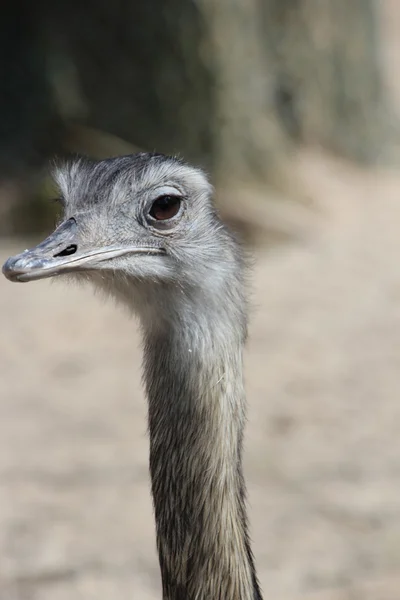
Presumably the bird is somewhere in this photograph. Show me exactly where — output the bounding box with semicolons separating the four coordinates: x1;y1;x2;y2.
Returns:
3;152;263;600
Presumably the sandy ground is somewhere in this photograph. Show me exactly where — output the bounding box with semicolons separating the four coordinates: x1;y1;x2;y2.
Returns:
2;154;400;600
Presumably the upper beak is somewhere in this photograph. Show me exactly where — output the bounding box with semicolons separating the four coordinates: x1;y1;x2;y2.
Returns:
2;217;164;283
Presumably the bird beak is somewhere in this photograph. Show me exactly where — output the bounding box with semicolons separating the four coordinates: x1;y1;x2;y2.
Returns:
2;217;164;283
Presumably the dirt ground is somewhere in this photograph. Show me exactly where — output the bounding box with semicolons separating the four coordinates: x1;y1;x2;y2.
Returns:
3;153;400;600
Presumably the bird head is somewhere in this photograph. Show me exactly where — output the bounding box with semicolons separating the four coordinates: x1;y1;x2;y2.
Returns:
3;153;229;279
2;153;245;330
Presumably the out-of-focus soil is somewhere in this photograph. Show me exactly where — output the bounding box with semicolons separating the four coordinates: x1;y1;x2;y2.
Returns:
2;152;400;600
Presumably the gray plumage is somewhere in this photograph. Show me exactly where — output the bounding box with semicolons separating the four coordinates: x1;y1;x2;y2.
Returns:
2;153;262;600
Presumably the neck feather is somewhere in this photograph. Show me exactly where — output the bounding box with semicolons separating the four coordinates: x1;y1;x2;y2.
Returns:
142;303;262;600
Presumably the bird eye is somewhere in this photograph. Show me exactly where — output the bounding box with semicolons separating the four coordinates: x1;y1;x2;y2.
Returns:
149;195;181;221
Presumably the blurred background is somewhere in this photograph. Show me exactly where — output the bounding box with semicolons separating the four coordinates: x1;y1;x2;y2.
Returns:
2;0;400;598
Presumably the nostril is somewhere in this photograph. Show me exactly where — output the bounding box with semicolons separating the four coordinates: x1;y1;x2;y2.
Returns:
54;244;77;258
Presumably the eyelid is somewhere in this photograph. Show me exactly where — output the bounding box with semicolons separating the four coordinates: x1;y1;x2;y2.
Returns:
143;193;185;231
152;186;183;197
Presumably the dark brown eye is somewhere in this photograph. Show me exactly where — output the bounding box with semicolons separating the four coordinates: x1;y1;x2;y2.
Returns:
149;195;181;221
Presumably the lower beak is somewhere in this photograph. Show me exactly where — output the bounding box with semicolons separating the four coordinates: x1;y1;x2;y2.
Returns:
2;218;163;283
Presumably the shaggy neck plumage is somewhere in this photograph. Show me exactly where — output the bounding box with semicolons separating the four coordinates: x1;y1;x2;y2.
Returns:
141;294;262;600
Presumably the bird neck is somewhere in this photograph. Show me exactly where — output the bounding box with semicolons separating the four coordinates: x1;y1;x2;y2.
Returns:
142;312;262;600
